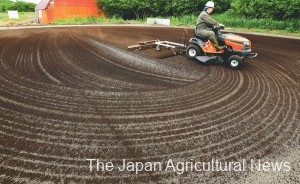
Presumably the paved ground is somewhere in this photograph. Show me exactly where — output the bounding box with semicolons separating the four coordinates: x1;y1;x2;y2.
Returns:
0;26;299;183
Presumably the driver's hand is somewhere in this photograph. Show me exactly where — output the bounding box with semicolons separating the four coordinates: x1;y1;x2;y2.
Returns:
219;23;225;28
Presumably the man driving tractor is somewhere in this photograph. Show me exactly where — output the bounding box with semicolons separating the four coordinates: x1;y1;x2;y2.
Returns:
196;1;225;50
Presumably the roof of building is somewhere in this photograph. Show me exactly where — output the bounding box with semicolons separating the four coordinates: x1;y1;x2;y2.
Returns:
35;0;50;10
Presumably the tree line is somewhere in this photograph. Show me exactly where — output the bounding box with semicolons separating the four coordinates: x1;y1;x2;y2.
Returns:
97;0;299;21
0;0;36;13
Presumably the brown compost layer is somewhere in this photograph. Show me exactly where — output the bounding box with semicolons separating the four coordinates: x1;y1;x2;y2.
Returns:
0;26;299;183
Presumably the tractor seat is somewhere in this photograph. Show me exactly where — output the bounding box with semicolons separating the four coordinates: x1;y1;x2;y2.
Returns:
194;28;208;42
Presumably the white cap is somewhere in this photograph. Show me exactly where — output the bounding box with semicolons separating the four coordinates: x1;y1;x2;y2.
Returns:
205;1;215;8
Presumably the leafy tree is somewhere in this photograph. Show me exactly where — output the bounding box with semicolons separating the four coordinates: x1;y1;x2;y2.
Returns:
214;0;232;14
98;0;232;19
231;0;300;20
98;0;298;20
0;0;35;12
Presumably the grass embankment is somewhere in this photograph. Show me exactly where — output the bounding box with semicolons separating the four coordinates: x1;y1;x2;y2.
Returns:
0;12;35;26
170;13;300;37
54;15;143;25
0;11;298;37
54;14;300;37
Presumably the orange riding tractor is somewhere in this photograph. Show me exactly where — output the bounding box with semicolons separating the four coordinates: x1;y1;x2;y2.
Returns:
186;26;257;69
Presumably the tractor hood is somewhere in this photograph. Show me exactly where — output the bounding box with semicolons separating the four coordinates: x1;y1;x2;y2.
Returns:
224;34;252;50
225;34;250;43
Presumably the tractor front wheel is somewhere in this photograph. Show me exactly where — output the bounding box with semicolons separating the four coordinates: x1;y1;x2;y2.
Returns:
227;55;242;69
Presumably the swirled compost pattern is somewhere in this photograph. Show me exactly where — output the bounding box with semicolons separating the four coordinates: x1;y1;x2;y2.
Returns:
0;26;299;183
